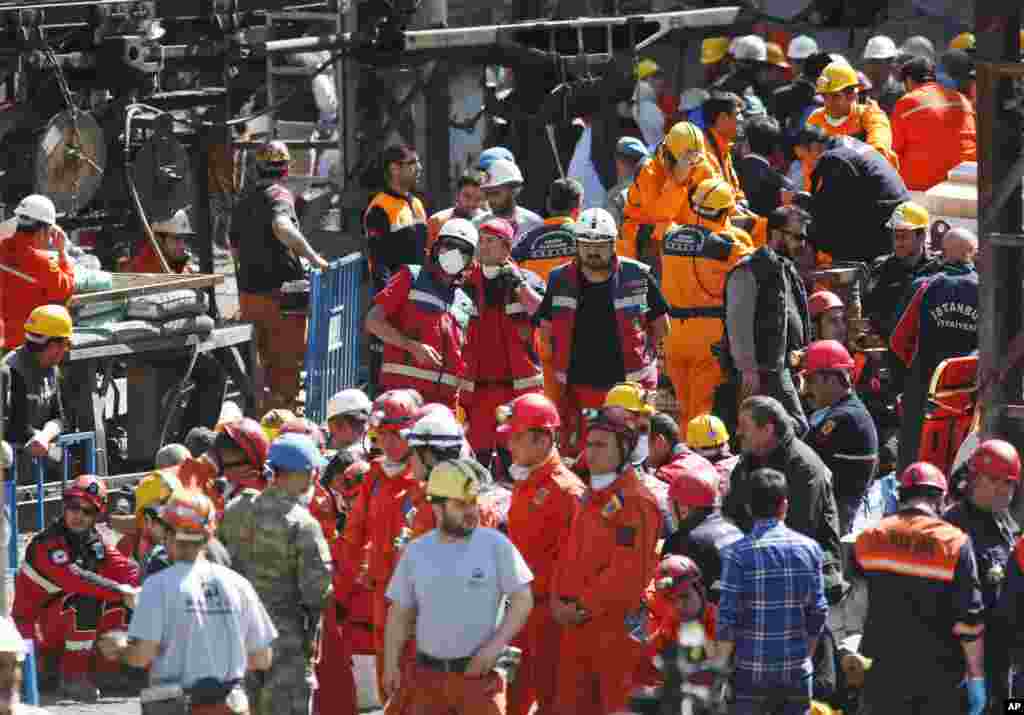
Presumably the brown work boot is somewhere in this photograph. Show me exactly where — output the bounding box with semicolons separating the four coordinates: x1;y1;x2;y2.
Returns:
59;675;100;703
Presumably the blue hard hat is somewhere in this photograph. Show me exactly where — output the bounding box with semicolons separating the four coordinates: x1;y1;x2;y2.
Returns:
478;146;515;172
615;136;649;160
266;433;326;473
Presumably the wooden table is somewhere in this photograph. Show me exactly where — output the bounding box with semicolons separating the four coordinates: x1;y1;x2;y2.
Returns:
65;322;258;475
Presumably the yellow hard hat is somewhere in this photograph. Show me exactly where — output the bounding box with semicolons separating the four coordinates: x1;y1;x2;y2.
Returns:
663;122;705;163
635;58;661;80
766;42;790;68
686;414;730;450
261;408;297;444
816;62;860;94
426;459;481;503
604;382;656;416
949;32;975;51
692;178;736;218
887;201;930;230
701;37;730;65
135;468;183;517
24;304;72;340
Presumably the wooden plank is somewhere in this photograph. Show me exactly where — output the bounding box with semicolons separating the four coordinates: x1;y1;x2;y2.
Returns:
68;273;225;307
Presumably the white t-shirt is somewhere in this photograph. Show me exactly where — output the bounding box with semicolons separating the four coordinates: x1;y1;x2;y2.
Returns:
129;560;278;689
386;527;533;659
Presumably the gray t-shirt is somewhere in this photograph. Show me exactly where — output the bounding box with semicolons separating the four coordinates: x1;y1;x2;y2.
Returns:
386;527;533;659
129;560;278;689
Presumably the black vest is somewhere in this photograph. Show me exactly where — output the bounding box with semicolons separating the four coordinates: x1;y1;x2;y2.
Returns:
724;247;810;370
233;181;304;294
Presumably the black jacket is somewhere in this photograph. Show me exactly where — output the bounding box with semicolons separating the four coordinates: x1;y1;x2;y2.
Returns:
662;511;743;601
723;432;843;595
736;154;789;217
807;137;910;263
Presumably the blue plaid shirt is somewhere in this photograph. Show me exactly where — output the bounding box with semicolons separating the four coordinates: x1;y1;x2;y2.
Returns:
717;518;828;687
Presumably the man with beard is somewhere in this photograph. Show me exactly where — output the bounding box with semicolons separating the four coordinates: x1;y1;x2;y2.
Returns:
427;170;485;254
475;159;543;242
383;459;534;715
944;440;1021;709
125;209;196;273
536;208;669;456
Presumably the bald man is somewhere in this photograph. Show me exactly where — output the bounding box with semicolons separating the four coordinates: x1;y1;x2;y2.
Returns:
891;228;979;469
941;227;978;265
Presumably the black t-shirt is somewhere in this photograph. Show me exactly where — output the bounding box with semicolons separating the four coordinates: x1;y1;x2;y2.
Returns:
536;270;669;389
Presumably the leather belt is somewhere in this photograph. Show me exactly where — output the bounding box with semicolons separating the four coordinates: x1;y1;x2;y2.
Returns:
668;306;725;320
417;652;473;673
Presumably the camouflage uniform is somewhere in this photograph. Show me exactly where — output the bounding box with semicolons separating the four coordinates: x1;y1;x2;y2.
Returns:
217;488;260;564
223;484;332;715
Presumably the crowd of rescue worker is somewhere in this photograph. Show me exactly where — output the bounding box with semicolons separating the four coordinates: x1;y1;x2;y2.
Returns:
0;23;1022;715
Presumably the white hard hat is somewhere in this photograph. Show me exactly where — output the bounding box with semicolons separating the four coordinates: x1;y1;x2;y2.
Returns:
480;159;524;189
437;217;479;251
151;209;193;235
326;388;372;421
829;53;853;67
863;35;898;61
218;400;243;425
731;35;768;63
787;35;819;60
0;618;26;661
899;35;936;62
407;406;464;449
15;194;56;226
575;207;618;243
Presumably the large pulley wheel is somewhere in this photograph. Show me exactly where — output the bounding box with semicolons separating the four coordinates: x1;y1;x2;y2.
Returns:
131;114;197;224
37;110;107;215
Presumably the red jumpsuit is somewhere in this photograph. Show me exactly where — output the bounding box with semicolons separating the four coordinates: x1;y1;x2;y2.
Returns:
335;459;423;706
13;520;140;679
505;453;584;715
552;468;662;714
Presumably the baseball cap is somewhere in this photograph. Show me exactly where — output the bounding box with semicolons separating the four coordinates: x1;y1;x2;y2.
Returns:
266;433;327;473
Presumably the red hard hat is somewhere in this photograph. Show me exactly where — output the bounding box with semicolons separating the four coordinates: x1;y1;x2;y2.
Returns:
668;457;721;508
220;417;271;468
808;291;844;319
898;461;948;493
969;439;1022;482
654;555;703;595
804;339;855;373
479;217;516;242
65;474;108;513
370;390;421;433
496;393;561;435
279;417;327;452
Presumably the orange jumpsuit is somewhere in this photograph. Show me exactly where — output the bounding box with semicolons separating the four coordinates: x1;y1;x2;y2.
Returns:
702;128;746;202
0;230;75;349
804;100;899;188
661;221;753;425
505;453;585;715
621;158;713;262
335;459;423;702
552;468;662;715
891;82;976;191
